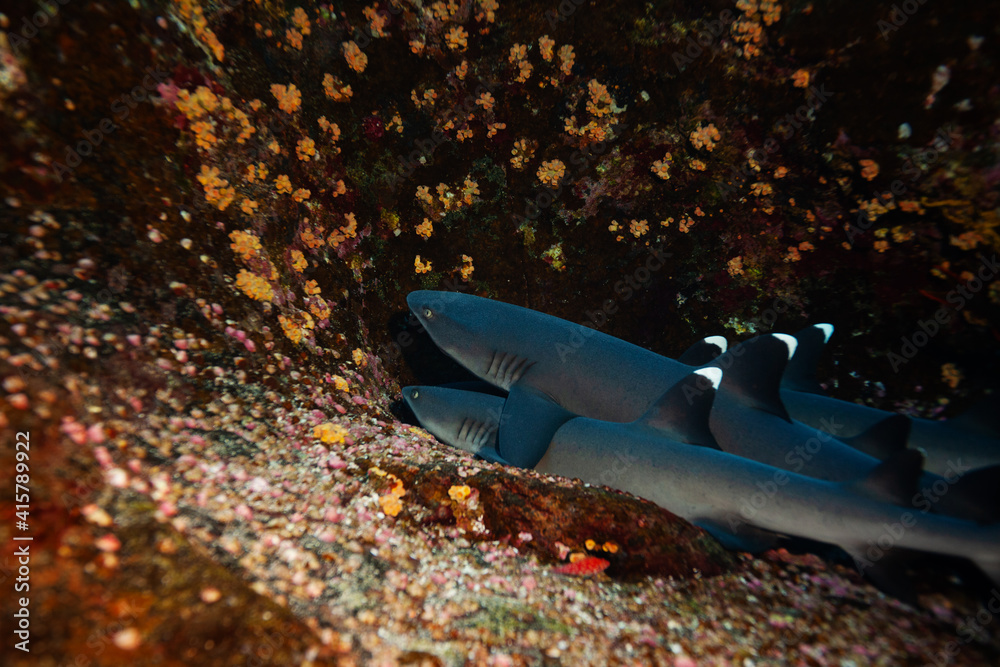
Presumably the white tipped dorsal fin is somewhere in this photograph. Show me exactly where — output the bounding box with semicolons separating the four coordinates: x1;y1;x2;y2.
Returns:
715;334;793;421
637;371;722;449
694;366;722;389
704;336;728;354
772;333;798;360
781;324;834;395
677;336;728;366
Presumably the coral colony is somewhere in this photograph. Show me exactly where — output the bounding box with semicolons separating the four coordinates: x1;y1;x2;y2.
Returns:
2;0;1000;664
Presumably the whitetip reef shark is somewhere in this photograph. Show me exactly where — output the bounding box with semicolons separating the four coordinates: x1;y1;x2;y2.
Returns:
402;372;1000;591
406;290;1000;476
405;290;1000;523
780;323;1000;474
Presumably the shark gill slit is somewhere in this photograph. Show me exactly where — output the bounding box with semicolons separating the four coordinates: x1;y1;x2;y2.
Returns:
486;348;535;389
458;418;474;443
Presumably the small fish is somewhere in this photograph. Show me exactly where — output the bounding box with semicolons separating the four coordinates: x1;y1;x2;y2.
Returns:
553;556;610;576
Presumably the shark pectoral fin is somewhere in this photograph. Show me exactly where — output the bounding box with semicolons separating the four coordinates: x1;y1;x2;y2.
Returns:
781;324;833;394
716;334;795;421
843;545;919;605
474;444;514;467
498;384;575;468
937;465;1000;524
693;518;783;553
677;335;728;366
844;449;924;506
636;369;722;448
842;414;911;459
950;394;1000;437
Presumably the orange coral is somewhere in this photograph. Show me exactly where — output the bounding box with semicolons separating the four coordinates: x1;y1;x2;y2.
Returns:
446;26;468;51
416;218;433;239
342;41;368;73
414;255;433;274
476;92;495;111
558;45;575;76
539;35;555;61
296;137;317;161
229;230;261;260
270;83;302;113
651;153;672;180
629;219;649;237
322;74;353;101
235;269;273;301
860;159;879;181
690;123;721;151
536;160;566;187
314;422;347;444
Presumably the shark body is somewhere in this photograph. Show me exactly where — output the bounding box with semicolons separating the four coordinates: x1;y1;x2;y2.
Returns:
406;291;1000;475
402;374;1000;588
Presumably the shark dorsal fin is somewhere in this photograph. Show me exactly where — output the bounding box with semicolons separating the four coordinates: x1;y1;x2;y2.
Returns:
498;384;575;468
677;336;728;366
716;334;795;421
636;369;721;448
846;449;924;506
781;324;833;394
843;414;911;459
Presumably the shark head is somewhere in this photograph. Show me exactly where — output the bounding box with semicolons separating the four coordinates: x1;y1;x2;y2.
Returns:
402;385;506;457
407;290;536;389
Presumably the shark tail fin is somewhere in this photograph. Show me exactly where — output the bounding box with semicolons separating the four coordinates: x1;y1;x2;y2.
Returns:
498;384;575;468
845;448;924;506
677;336;728;366
781;324;833;394
636;368;722;448
717;334;795;421
937;465;1000;524
842;414;911;459
950;394;1000;437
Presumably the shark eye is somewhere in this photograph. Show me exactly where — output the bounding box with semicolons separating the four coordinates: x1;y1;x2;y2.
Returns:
411;390;419;399
423;308;434;319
